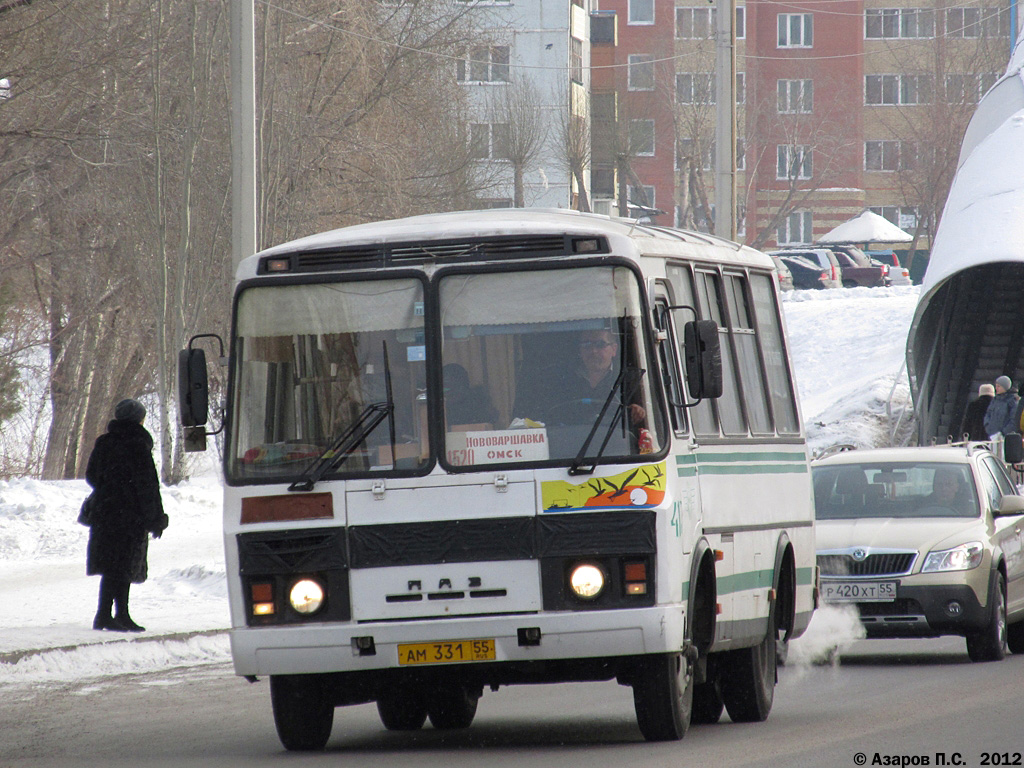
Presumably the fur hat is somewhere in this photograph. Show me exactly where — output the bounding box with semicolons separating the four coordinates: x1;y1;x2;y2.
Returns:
979;383;996;397
114;398;146;423
996;375;1012;392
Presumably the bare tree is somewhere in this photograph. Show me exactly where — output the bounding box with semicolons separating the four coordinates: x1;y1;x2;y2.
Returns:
487;74;548;207
551;84;591;212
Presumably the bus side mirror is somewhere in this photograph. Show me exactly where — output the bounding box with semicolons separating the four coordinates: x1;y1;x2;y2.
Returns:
179;346;209;426
1004;432;1023;464
684;320;723;400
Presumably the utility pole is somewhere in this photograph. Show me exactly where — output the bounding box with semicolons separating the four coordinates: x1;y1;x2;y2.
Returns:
714;0;737;241
231;0;258;269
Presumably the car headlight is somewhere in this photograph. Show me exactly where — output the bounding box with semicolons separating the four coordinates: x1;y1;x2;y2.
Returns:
289;578;325;614
921;542;985;573
569;563;606;600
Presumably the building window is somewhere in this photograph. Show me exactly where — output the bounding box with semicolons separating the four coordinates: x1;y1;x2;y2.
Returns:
869;205;919;231
777;79;813;113
592;167;615;196
629;0;654;24
675;6;744;39
677;138;714;171
677;7;715;38
677;73;715;105
777;145;812;180
777;210;813;245
469;123;510;160
676;72;745;105
945;73;1002;103
628;54;655;91
778;13;813;47
630;119;655;155
864;140;908;171
458;46;510;83
628;185;657;214
865;74;933;105
570;37;583;85
946;7;1010;37
865;8;934;39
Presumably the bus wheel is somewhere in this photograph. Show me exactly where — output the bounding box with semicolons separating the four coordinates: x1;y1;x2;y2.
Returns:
691;679;724;724
377;691;428;731
269;674;334;751
719;617;777;723
427;685;479;729
632;652;693;742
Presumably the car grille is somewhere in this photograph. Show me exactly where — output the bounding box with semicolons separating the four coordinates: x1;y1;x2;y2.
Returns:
818;551;916;577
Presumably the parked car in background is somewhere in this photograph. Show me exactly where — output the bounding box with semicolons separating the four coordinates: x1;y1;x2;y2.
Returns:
769;253;794;291
826;244;889;288
812;444;1024;661
868;250;912;285
769;248;842;289
779;255;833;290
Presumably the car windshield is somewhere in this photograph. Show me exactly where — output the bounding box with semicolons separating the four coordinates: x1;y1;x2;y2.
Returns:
813;462;979;519
438;265;664;468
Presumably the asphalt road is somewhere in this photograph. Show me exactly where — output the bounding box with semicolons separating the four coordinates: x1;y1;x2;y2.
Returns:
3;637;1024;768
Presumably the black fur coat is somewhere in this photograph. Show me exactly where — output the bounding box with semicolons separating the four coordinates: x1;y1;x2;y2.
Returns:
84;419;168;583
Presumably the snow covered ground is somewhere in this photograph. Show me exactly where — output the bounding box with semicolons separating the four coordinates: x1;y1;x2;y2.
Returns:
0;285;920;687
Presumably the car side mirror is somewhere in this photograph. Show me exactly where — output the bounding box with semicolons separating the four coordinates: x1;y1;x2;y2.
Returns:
683;319;723;400
178;347;209;428
1004;432;1023;464
996;494;1024;516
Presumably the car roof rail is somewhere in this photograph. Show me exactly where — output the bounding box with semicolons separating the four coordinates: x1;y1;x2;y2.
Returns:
813;443;857;460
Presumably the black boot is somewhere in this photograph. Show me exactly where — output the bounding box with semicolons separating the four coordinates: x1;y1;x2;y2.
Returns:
93;576;128;631
113;578;145;632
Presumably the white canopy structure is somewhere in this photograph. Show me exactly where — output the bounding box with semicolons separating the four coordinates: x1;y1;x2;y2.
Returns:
907;29;1024;443
816;210;913;245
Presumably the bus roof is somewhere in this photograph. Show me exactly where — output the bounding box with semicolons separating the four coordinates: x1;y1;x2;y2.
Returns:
239;208;772;280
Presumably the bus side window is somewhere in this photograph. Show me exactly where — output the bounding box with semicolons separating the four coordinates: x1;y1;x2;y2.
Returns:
725;273;772;435
749;273;799;434
654;296;688;434
696;270;745;436
667;263;719;437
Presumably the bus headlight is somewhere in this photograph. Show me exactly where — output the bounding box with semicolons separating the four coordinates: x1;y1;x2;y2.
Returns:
569;563;606;600
289;578;325;614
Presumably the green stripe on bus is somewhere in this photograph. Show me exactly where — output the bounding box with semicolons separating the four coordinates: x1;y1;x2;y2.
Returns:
698;464;808;475
683;567;814;600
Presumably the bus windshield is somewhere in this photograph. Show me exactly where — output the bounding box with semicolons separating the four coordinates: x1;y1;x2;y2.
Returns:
228;278;428;481
439;265;664;467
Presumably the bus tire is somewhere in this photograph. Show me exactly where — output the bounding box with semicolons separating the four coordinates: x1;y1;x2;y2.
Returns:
377;691;428;731
719;609;777;723
631;652;693;742
269;674;334;751
427;685;479;729
690;679;724;724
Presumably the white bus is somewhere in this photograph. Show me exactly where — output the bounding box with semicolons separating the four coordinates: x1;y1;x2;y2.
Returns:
179;209;816;749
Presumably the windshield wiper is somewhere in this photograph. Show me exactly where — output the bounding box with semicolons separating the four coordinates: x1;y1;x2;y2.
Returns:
568;366;643;476
288;342;396;492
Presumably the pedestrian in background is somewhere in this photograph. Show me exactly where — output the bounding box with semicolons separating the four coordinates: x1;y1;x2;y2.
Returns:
963;383;995;440
983;375;1019;438
81;398;168;632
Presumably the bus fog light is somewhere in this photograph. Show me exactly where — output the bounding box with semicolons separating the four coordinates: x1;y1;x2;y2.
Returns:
569;564;605;600
289;579;325;614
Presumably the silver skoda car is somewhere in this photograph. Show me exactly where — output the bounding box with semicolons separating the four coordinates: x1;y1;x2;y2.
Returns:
812;444;1024;661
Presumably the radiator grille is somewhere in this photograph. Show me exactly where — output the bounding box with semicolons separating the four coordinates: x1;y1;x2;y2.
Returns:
818;551;916;577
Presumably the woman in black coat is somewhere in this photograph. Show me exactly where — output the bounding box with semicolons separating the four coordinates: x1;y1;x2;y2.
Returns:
84;398;168;632
963;383;995;441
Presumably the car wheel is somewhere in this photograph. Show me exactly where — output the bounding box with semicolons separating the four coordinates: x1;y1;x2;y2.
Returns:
966;571;1007;662
1008;619;1024;654
270;674;334;751
632;652;693;741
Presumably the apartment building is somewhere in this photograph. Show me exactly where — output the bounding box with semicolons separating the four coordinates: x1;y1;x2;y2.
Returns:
593;0;1015;248
459;0;593;209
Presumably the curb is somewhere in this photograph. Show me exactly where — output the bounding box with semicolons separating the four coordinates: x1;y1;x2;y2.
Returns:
0;628;228;665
